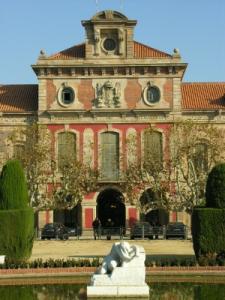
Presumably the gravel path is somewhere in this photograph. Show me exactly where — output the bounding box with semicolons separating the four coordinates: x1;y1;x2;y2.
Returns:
31;239;194;260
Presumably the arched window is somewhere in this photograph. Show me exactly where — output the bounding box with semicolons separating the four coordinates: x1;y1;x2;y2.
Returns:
58;132;76;170
144;130;163;166
193;142;208;173
100;132;119;181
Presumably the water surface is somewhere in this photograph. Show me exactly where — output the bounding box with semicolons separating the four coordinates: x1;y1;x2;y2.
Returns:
0;282;225;300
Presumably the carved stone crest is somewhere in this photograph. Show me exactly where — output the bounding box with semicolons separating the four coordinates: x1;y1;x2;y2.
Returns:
95;81;121;108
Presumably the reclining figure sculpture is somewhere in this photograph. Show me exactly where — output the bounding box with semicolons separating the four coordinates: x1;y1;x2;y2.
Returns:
98;241;139;274
87;241;149;298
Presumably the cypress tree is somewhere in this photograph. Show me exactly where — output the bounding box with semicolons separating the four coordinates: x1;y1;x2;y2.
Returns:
0;159;34;261
0;159;28;209
205;163;225;208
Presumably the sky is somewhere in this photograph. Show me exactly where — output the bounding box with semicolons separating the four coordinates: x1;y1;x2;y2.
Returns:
0;0;225;84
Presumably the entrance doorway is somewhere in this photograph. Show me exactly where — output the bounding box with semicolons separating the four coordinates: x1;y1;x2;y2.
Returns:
140;188;169;226
97;188;125;228
53;203;82;232
145;208;169;226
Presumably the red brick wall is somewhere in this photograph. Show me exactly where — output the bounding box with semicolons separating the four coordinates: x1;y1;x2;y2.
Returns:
163;79;173;105
85;208;93;228
128;207;138;227
46;80;56;109
124;79;142;109
77;80;95;110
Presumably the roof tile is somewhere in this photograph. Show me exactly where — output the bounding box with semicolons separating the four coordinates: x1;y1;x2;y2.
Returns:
0;85;38;112
182;83;225;110
48;41;171;60
133;41;172;58
49;43;85;60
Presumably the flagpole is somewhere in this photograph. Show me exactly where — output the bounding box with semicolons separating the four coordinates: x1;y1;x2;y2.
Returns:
95;0;99;11
120;0;124;11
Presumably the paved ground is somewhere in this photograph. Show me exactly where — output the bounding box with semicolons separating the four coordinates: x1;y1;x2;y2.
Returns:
31;238;194;260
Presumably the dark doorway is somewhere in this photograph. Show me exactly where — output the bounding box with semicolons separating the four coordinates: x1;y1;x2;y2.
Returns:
140;188;169;226
97;188;125;228
53;203;82;229
145;208;169;226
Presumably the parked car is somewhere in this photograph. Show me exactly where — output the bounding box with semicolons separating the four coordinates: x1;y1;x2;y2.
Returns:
165;222;187;239
67;226;82;237
41;223;69;240
130;222;153;239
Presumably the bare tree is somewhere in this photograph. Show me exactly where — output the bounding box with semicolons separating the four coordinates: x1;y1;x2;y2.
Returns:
120;127;172;215
11;125;99;210
10;123;54;209
170;120;225;213
51;156;99;210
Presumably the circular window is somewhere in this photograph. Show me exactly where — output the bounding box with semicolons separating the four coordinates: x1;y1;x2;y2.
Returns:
58;87;75;107
145;86;160;105
103;38;116;51
61;88;74;106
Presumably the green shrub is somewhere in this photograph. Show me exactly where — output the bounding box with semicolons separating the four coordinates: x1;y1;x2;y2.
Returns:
205;163;225;208
0;257;101;269
0;208;34;261
0;159;28;209
191;208;225;261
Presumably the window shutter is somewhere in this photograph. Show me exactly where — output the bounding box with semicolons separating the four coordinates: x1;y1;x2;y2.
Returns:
101;132;119;181
58;132;76;170
144;131;162;164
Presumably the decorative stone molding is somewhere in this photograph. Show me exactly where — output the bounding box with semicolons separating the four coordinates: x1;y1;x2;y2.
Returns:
95;81;121;108
57;82;75;108
94;28;100;56
143;81;161;106
118;28;124;55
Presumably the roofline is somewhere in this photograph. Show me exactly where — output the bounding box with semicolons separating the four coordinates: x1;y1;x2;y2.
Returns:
0;111;37;115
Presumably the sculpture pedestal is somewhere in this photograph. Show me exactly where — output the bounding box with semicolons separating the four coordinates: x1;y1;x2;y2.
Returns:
87;243;149;298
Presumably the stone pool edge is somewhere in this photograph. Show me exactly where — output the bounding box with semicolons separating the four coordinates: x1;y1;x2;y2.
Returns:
1;266;225;279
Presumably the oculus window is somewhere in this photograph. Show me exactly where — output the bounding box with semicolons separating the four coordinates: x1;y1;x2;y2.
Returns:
58;86;75;107
143;83;161;106
103;38;116;51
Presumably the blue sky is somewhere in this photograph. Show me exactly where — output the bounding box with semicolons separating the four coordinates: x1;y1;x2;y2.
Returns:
0;0;224;84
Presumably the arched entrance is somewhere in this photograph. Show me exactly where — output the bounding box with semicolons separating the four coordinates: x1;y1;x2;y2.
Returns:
140;188;169;226
97;188;125;228
145;208;169;226
53;203;82;233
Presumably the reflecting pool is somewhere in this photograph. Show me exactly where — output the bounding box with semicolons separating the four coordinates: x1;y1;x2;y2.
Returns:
1;282;225;300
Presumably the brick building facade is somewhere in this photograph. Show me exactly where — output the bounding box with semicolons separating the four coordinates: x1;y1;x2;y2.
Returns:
1;10;225;233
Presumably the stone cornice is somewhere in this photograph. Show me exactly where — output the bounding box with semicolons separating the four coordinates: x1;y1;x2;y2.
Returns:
32;64;187;79
39;108;172;123
34;58;185;66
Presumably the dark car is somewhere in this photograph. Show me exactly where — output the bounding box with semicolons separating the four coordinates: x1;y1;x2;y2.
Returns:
165;222;187;239
41;223;69;240
67;226;82;237
130;222;153;239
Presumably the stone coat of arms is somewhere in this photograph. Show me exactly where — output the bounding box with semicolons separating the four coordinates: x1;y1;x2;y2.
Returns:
95;81;121;108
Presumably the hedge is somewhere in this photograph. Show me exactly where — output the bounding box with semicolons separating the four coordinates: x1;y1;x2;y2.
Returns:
192;207;225;260
0;208;34;261
0;159;28;210
205;163;225;209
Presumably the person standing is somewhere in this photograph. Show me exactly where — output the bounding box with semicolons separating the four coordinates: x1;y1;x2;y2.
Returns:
92;217;101;240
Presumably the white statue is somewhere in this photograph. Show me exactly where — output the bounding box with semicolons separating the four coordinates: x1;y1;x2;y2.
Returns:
87;241;149;297
98;241;139;274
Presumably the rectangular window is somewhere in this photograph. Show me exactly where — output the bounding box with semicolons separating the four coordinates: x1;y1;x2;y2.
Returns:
100;132;119;181
144;131;163;166
58;132;76;170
